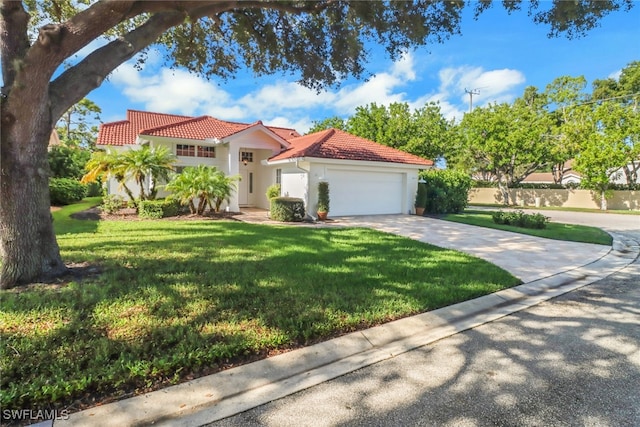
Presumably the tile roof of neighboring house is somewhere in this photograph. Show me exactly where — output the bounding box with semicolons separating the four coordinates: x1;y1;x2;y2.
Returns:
96;110;300;146
269;128;433;166
522;161;582;184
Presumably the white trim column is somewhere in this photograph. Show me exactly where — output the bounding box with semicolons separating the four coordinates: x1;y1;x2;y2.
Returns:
227;145;241;212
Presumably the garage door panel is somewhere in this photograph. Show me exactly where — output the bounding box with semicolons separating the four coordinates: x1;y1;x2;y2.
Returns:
327;170;403;216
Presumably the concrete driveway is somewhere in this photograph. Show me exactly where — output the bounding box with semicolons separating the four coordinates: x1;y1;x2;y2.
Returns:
338;215;611;283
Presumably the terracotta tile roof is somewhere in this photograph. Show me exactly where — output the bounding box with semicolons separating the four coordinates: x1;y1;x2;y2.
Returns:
97;110;190;146
97;110;300;146
269;128;433;166
142;116;248;140
267;126;302;141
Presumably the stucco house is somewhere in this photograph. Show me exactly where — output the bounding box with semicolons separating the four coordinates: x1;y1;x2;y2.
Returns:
97;110;433;216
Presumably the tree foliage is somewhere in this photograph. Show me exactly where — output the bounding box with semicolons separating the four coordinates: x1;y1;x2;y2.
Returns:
55;98;102;149
573;100;640;209
307;116;347;134
315;101;452;161
48;145;91;180
453;91;552;204
0;0;635;287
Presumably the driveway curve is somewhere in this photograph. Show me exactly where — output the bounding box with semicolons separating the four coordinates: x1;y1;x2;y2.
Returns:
338;215;611;284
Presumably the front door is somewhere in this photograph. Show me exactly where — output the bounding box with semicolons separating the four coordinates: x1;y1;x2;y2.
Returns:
239;150;255;206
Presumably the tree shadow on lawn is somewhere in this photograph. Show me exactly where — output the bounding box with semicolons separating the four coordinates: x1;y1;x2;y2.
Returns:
1;223;519;416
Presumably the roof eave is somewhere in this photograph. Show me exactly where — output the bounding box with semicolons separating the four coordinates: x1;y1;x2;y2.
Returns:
267;156;432;169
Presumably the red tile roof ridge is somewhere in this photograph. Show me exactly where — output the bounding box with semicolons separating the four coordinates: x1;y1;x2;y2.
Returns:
126;109;193;120
139;115;211;135
266;124;299;131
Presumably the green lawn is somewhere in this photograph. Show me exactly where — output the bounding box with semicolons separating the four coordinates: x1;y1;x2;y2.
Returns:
1;201;519;412
443;210;613;245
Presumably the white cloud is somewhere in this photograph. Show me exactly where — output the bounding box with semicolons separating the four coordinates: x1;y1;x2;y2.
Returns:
265;116;314;134
108;51;526;132
608;69;622;80
238;82;335;117
333;53;417;113
109;53;421;131
111;65;235;117
436;65;525;106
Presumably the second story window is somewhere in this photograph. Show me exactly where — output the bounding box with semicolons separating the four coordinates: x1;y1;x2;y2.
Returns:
176;144;195;157
198;146;215;158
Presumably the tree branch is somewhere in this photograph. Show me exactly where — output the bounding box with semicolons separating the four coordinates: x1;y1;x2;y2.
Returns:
0;1;30;92
49;10;187;122
47;0;333;122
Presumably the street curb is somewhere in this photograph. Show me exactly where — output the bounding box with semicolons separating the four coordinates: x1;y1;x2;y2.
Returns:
56;234;639;427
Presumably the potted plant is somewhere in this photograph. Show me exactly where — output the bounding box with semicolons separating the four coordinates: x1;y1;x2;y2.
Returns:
317;181;330;220
415;182;427;216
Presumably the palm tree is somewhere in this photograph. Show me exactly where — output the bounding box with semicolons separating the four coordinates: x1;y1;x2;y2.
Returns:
165;166;240;215
119;145;175;201
81;149;135;200
165;167;201;214
211;170;240;212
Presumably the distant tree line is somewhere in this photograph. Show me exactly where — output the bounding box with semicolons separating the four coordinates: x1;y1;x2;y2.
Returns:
310;61;640;207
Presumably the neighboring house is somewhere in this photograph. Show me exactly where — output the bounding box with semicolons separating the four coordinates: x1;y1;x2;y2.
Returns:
521;171;582;186
47;129;61;150
97;110;433;216
521;159;640;186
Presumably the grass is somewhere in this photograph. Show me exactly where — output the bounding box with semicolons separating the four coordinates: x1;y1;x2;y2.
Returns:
443;210;613;246
1;202;519;413
469;203;640;215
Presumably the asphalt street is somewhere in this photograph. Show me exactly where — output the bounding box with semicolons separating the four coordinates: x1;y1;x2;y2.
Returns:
208;212;640;427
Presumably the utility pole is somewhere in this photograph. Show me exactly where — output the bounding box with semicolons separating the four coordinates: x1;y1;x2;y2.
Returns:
465;88;481;113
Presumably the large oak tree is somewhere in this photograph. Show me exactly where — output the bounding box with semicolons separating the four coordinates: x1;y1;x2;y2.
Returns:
0;0;633;288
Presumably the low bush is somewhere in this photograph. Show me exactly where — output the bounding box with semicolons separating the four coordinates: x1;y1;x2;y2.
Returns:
49;178;87;205
266;183;281;200
100;194;124;214
270;197;305;222
420;169;472;214
138;199;181;219
492;210;549;229
85;181;102;197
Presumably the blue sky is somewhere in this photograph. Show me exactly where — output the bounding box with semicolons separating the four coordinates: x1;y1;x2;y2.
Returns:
86;4;640;133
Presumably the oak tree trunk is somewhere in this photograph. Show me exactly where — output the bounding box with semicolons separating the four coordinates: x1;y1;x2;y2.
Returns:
0;104;67;289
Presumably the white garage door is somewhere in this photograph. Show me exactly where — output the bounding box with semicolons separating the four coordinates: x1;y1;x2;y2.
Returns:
327;169;404;216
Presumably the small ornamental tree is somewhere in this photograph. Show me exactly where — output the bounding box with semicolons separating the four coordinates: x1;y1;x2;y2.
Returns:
317;181;330;214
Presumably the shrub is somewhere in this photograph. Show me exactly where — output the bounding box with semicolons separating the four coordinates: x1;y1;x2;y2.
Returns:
85;181;102;197
138;199;181;219
100;194;124;214
492;210;549;229
266;183;281;200
317;181;330;213
270;197;305;222
415;182;427;210
49;178;87;205
420;169;472;214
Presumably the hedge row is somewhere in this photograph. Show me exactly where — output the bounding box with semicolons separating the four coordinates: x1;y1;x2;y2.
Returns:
270;197;305;222
138;199;181;219
49;178;87;205
474;181;640;191
492;210;549;229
